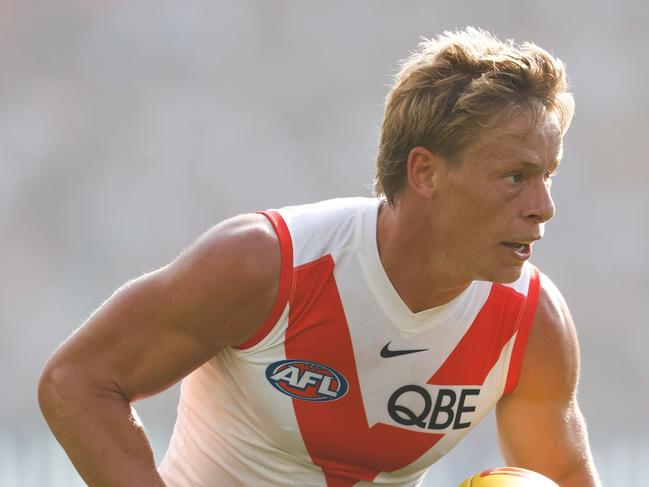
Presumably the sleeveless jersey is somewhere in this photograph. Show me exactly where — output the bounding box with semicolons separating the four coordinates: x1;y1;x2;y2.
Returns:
159;197;540;487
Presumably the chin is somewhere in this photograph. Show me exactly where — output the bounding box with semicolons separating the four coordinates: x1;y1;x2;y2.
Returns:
480;265;524;284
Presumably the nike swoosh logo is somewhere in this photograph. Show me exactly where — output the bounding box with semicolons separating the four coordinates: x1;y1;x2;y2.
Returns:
380;342;429;358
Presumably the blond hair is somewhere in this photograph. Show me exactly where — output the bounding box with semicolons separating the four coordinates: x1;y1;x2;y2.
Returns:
375;27;574;205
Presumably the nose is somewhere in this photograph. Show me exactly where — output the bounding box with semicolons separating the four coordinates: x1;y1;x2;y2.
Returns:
524;180;555;223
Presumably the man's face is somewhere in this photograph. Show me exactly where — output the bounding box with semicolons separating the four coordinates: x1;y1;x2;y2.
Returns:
432;111;563;283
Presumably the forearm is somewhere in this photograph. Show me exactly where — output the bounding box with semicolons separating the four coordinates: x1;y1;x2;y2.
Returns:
554;460;600;487
38;368;165;487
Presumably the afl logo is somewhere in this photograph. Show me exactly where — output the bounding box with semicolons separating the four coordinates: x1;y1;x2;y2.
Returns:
265;359;348;402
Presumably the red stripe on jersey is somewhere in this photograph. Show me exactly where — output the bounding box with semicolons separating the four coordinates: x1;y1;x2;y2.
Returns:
236;210;294;350
503;266;541;393
428;283;527;386
287;255;443;486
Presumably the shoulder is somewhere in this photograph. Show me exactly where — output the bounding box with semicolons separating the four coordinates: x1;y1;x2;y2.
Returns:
273;197;372;265
510;271;580;400
159;212;282;347
174;212;279;269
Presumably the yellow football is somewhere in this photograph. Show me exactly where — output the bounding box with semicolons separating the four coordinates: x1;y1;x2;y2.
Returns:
458;467;559;486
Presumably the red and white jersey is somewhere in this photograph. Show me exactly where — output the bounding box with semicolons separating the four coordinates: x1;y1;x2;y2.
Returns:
159;197;540;487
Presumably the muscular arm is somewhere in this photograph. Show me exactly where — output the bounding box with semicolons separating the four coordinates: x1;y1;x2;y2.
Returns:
38;213;280;487
496;273;600;486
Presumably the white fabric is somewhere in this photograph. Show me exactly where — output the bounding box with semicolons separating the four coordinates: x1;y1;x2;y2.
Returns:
159;197;533;486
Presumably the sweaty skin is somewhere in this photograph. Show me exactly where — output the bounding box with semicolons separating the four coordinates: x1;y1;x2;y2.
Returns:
38;215;281;487
496;274;600;486
39;110;600;486
377;112;561;311
377;111;599;485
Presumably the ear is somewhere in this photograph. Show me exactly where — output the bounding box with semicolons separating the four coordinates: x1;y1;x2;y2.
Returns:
406;147;445;199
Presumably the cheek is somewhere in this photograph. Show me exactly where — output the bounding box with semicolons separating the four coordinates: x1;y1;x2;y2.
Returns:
444;202;493;242
456;195;512;242
459;189;501;219
441;175;508;237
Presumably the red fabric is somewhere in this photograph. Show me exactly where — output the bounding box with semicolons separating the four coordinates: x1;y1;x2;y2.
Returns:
235;210;294;350
503;266;541;393
428;284;527;386
287;255;443;486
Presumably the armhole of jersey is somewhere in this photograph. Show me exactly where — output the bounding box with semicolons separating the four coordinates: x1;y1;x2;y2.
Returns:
503;266;541;394
234;210;294;350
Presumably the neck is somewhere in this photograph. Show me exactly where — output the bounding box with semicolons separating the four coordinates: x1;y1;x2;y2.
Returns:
376;199;471;312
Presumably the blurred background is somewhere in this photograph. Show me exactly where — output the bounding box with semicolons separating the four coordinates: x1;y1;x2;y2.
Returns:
2;0;648;485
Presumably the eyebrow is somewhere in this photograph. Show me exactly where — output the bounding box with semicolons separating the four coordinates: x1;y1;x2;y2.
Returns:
514;159;561;170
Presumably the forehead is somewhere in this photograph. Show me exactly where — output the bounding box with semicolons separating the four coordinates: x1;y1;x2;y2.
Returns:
465;111;563;165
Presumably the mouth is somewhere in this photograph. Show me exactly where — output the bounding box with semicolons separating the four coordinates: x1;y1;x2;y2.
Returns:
501;241;534;260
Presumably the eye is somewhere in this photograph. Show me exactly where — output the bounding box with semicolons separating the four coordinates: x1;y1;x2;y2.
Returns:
504;173;523;184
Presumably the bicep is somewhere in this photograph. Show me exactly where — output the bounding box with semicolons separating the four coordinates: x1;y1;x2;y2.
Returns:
46;214;280;402
52;268;219;402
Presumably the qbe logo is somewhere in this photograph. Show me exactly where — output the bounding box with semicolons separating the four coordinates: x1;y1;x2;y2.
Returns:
265;359;349;402
387;385;480;430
